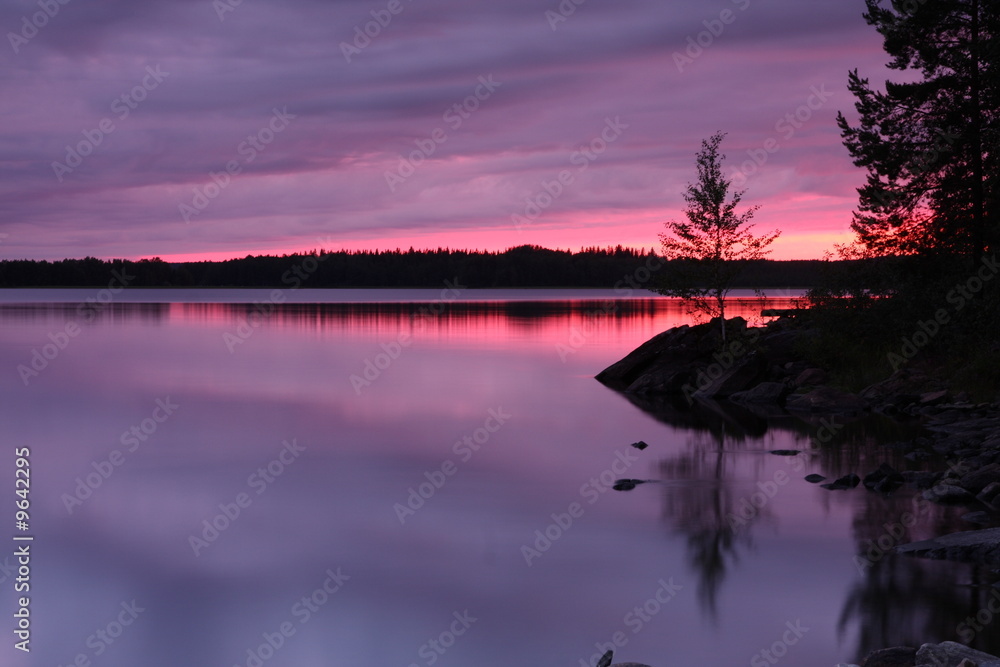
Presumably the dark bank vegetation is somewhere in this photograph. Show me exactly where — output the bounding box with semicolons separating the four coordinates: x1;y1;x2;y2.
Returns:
791;0;1000;400
0;246;834;289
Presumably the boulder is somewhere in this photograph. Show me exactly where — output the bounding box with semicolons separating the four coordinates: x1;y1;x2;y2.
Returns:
922;484;976;504
959;463;1000;496
804;474;826;483
596;325;699;388
793;367;828;387
786;386;867;413
914;641;1000;667
860;646;917;667
730;381;788;405
822;473;861;490
977;481;1000;510
896;527;1000;564
863;463;905;494
691;352;766;399
919;390;949;405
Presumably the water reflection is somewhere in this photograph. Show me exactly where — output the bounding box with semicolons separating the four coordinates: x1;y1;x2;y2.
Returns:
1;293;997;667
621;393;1000;661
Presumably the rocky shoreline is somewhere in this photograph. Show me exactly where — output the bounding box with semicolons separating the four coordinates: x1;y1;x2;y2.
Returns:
596;316;1000;523
596;316;1000;667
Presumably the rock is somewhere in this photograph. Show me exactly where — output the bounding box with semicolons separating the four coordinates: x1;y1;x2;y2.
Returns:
961;511;993;525
822;473;861;490
730;381;788;405
613;479;646;491
691;352;766;399
625;368;693;395
860;645;917;667
863;463;905;494
597;318;760;397
896;527;1000;564
630;441;649;450
914;641;1000;667
770;449;800;456
860;368;934;404
595;325;695;388
959;463;1000;495
804;474;826;483
596;650;653;667
786;386;867;414
902;471;941;489
922;484;976;504
919;389;949;405
978;481;1000;509
793;367;828;387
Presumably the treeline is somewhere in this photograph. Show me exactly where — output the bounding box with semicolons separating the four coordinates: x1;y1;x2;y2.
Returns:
0;245;835;288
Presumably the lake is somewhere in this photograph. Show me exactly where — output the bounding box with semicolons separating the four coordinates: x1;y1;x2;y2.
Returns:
1;289;997;667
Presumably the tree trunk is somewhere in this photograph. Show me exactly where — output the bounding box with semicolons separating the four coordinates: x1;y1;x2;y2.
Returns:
969;0;986;265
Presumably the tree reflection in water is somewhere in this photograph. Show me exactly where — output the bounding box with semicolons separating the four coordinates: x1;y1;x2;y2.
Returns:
615;392;1000;659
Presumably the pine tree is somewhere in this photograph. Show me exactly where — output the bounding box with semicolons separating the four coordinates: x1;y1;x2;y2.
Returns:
837;0;999;264
656;132;780;341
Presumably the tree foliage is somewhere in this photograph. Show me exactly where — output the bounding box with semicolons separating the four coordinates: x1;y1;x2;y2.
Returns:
655;132;780;339
836;0;999;263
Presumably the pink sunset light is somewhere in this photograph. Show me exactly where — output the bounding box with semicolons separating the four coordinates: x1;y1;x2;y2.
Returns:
0;0;892;262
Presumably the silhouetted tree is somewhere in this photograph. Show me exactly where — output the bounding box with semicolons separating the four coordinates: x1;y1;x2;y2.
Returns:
655;132;780;340
836;0;999;264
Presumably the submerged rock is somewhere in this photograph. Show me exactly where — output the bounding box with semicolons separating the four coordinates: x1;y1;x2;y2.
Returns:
896;527;1000;564
863;463;905;494
821;473;861;490
612;479;646;491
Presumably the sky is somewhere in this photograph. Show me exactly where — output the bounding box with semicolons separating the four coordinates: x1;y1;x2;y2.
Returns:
0;0;895;262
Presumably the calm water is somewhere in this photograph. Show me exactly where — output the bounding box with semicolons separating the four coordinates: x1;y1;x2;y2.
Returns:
1;289;997;667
